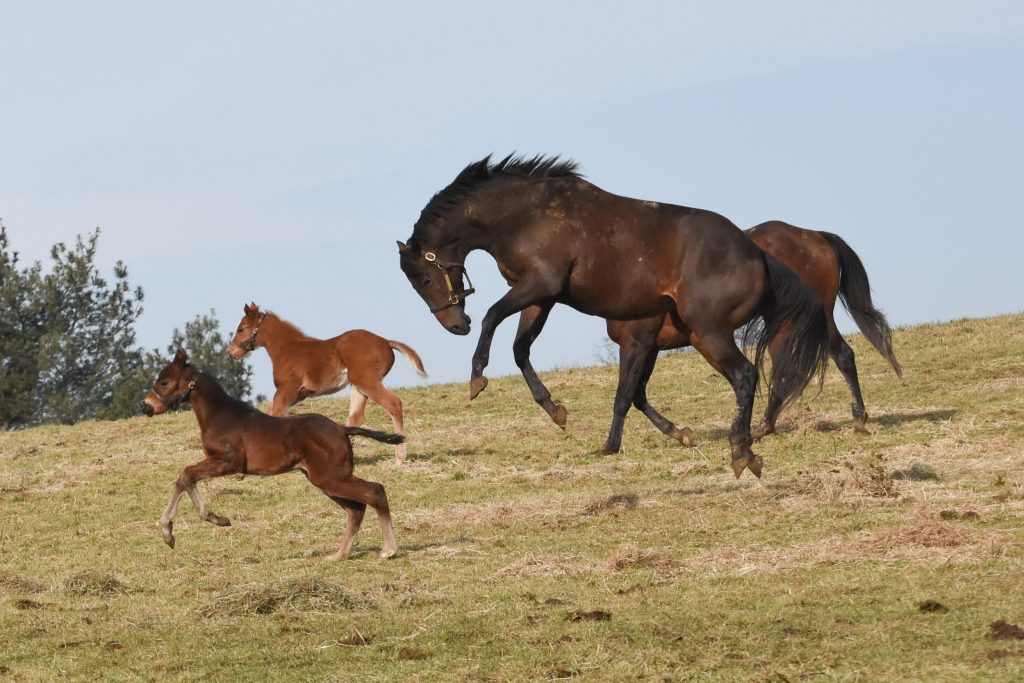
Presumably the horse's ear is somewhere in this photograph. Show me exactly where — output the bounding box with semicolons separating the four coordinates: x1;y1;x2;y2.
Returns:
173;348;188;365
397;240;410;253
243;303;252;314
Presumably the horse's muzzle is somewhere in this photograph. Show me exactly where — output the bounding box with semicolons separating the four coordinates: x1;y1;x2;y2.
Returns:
140;401;155;417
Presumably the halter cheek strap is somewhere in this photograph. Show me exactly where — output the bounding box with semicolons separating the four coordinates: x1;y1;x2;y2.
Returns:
165;379;197;411
240;312;268;352
424;252;475;312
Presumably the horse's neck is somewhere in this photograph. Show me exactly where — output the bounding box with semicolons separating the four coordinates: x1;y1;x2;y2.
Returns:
188;374;240;433
259;315;306;356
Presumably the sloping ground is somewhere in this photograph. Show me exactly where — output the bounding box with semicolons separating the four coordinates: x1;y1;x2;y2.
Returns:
1;313;1022;680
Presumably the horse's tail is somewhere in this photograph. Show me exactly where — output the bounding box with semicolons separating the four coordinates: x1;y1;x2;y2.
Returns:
346;427;406;445
745;253;831;410
388;340;428;378
819;232;903;378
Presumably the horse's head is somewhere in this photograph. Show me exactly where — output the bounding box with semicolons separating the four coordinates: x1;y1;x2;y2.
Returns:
227;303;266;359
141;349;197;416
397;240;473;335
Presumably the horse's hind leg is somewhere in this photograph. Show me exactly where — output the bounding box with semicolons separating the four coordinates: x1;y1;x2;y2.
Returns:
690;331;761;478
307;468;397;559
829;326;869;433
603;323;661;453
325;498;367;561
346;388;368;428
513;304;566;428
356;381;407;464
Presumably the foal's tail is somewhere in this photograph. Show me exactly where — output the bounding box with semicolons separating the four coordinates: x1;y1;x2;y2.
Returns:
746;253;831;410
819;232;903;378
388;340;428;378
346;427;406;445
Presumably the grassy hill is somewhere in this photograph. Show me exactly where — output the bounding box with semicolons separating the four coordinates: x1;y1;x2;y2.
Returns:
1;313;1023;681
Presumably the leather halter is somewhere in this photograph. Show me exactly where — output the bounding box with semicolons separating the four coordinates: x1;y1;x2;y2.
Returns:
164;379;197;411
424;252;475;312
239;312;268;352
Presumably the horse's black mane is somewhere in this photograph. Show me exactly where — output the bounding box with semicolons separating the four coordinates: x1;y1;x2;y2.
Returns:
413;154;582;236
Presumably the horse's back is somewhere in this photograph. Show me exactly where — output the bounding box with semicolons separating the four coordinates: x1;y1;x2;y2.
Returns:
746;221;839;309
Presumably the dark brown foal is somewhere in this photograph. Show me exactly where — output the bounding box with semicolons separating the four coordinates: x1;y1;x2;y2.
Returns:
227;303;427;464
141;349;399;560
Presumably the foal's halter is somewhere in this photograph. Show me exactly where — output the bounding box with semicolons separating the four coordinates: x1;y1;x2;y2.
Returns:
163;379;197;411
424;252;475;312
239;312;268;352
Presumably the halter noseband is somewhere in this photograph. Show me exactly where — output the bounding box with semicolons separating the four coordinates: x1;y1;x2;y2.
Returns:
239;312;268;352
424;252;475;313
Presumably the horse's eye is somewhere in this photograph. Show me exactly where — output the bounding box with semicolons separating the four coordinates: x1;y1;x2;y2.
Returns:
160;379;169;386
237;326;244;333
424;277;432;286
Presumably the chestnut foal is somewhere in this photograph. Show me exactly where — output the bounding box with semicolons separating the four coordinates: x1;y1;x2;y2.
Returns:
227;303;427;464
142;349;399;560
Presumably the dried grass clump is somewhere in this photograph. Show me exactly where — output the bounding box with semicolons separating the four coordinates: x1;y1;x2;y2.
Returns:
199;577;368;617
496;554;593;578
602;546;677;572
583;493;639;515
857;520;972;552
62;571;128;596
0;571;44;595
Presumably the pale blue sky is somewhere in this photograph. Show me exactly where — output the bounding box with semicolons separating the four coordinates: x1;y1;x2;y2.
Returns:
2;2;1023;400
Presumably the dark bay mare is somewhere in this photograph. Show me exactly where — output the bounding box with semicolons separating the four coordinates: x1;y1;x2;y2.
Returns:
515;220;903;450
142;349;399;559
398;155;831;477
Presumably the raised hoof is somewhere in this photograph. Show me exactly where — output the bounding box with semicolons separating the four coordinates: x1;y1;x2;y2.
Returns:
468;375;488;400
552;404;568;429
670;426;694;447
209;514;231;527
752;423;775;441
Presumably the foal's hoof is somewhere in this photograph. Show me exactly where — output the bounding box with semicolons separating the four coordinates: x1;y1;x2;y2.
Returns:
670;426;694;447
853;415;870;435
468;375;488;400
551;404;568;429
752;423;775;441
380;545;398;560
162;524;176;549
210;514;231;527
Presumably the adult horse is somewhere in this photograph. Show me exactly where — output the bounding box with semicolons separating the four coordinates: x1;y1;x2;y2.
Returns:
398;155;830;477
514;221;903;451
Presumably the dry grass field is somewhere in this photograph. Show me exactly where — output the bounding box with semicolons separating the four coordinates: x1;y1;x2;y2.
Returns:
1;313;1023;681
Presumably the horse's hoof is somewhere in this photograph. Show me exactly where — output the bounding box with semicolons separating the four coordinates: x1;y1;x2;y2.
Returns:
163;532;175;549
671;426;693;447
552;404;568;429
747;455;764;478
853;416;870;435
731;456;750;478
752;423;774;441
325;551;347;562
380;545;398;560
211;514;231;527
598;444;620;456
468;375;488;400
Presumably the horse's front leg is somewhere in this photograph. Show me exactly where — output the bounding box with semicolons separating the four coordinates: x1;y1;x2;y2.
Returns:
469;284;555;400
160;457;237;548
512;303;566;427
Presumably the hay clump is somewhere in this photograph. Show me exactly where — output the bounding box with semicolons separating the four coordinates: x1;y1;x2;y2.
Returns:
602;545;677;572
199;576;368;617
62;571;128;596
0;571;44;595
583;492;639;515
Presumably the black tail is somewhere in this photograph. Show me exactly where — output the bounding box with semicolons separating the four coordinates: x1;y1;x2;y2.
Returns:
819;232;903;378
744;253;831;410
346;427;406;445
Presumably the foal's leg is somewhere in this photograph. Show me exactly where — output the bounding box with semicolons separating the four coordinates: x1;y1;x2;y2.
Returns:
513;303;567;428
346;388;368;428
268;382;302;416
160;458;236;548
323;498;367;561
690;331;762;478
355;381;407;464
306;467;397;559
